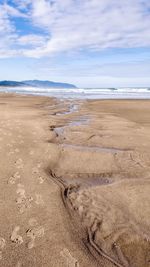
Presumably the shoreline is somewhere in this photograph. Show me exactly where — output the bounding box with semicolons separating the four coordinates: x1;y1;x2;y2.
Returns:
1;90;150;100
0;93;150;267
2;90;150;100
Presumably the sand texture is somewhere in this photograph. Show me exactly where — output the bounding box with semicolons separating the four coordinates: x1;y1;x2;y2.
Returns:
0;93;150;267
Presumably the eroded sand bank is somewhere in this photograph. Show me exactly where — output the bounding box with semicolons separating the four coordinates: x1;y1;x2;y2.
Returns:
0;93;150;267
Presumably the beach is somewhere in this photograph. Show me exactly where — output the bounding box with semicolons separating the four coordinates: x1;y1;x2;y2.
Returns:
0;93;150;267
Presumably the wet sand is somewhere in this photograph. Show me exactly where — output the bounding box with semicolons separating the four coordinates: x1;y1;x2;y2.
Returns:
0;93;150;267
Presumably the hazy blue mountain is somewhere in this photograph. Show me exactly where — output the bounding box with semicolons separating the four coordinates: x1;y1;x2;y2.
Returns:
0;80;77;89
0;81;26;87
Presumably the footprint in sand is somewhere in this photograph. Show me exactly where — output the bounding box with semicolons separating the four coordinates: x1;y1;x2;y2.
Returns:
0;237;6;260
32;167;39;175
19;140;24;144
26;225;44;249
16;184;26;198
11;226;23;245
37;163;41;168
7;143;13;148
35;194;44;206
60;248;79;267
8;172;20;185
37;176;44;184
8;151;15;156
16;184;33;214
29;150;34;156
14;148;20;153
16;261;22;267
28;218;38;227
15;159;23;169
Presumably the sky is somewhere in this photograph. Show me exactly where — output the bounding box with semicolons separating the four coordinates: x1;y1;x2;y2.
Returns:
0;0;150;88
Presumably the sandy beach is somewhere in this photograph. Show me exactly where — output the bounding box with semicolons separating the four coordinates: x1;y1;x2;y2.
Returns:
0;93;150;267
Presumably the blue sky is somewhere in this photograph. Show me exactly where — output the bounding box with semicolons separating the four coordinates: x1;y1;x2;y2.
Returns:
0;0;150;87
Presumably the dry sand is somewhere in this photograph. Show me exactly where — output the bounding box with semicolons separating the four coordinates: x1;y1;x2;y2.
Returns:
0;93;150;267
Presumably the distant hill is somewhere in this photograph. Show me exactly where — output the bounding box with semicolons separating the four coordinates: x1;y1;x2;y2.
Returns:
0;81;25;87
0;80;77;89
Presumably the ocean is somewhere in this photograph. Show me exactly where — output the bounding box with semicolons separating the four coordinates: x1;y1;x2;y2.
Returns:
1;86;150;99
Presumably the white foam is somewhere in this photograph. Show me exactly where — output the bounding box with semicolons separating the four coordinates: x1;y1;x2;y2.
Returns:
1;86;150;99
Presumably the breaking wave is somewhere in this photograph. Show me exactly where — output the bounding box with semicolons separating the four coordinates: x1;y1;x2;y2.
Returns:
1;86;150;99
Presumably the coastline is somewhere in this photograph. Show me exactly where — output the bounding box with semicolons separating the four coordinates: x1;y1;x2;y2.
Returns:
0;93;150;267
1;86;150;100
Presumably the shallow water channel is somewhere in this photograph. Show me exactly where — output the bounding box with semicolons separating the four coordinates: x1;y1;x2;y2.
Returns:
53;101;127;188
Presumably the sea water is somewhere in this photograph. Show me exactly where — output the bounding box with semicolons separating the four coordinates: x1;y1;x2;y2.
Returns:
1;86;150;99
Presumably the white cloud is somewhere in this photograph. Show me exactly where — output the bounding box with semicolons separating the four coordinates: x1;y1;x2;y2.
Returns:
22;0;150;57
3;3;27;17
18;34;47;46
0;0;150;58
0;4;17;55
13;0;31;10
0;1;42;57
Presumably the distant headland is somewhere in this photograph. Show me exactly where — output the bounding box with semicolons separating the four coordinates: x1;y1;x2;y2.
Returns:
0;80;77;89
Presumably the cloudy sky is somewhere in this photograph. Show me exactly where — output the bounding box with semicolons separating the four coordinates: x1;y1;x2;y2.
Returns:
0;0;150;87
